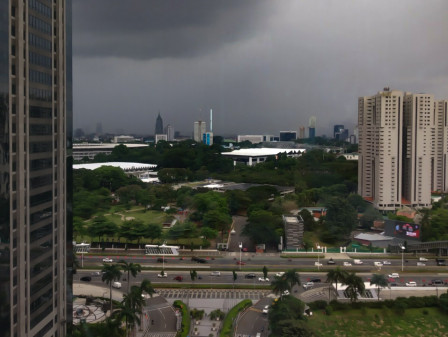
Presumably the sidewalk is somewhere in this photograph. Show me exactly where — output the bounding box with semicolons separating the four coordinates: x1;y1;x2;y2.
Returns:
73;283;125;302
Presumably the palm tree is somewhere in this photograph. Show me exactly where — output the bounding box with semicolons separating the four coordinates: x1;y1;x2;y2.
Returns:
140;278;155;299
370;274;388;301
343;272;365;303
113;299;141;337
102;263;122;313
284;269;301;290
119;260;142;293
326;267;348;301
271;276;290;299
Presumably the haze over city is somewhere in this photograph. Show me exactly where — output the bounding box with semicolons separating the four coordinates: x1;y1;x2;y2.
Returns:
73;0;448;136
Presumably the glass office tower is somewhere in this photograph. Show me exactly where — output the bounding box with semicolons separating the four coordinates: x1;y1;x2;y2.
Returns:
0;1;72;336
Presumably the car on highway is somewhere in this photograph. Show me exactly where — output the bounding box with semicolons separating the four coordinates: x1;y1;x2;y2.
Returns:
353;259;363;265
157;273;168;278
275;272;285;277
236;261;246;265
258;277;269;282
192;256;207;263
314;262;323;267
210;271;221;276
406;281;417;287
112;281;122;288
310;278;321;283
419;257;428;262
157;258;166;263
382;261;391;265
91;271;101;276
416;262;426;266
80;276;92;282
343;262;352;266
436;259;446;266
327;258;336;265
431;279;444;286
388;273;400;279
242;248;248;252
102;258;113;263
245;273;257;279
303;282;314;290
262;305;269;314
173;276;183;282
374;262;383;267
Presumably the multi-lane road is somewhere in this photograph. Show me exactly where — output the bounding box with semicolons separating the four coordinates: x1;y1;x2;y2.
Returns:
79;253;447;270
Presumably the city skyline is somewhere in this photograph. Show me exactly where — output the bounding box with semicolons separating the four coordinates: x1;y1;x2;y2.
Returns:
72;0;448;136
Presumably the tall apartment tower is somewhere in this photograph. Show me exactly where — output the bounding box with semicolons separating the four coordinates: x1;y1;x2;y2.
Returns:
0;1;72;336
433;100;448;192
402;92;434;208
358;89;404;211
193;121;206;142
359;88;437;211
155;112;163;135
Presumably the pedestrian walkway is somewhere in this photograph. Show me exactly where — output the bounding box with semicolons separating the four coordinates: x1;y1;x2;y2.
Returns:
156;288;270;301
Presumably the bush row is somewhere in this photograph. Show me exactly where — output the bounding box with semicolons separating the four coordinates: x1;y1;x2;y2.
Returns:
173;300;190;337
219;299;252;337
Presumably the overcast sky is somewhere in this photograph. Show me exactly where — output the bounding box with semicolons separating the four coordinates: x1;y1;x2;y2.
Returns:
73;0;448;137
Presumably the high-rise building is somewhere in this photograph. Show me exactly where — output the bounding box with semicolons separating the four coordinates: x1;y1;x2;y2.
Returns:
358;88;439;211
155;112;163;135
308;116;316;139
279;131;297;141
333;125;344;138
193;121;206;142
433;100;448;192
402;92;434;208
0;1;72;336
165;124;174;141
298;126;305;139
203;132;213;146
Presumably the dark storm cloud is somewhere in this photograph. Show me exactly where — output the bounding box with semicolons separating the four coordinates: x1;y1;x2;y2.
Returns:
73;0;448;136
73;0;271;59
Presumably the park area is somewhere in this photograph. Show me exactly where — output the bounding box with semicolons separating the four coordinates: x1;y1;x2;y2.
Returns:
307;307;448;337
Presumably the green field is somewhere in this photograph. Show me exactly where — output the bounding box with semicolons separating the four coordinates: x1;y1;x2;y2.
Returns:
307;307;448;337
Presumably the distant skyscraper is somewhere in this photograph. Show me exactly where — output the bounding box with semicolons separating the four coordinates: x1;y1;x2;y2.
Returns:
279;131;297;141
299;126;305;139
333;125;344;138
165;124;174;141
203;132;214;145
309;116;316;139
155;113;163;135
0;1;72;336
194;121;206;142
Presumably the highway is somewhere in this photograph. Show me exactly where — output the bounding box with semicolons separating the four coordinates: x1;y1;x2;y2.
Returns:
78;253;446;270
74;269;448;288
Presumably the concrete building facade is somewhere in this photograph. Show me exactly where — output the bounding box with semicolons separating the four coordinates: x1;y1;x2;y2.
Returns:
433;100;448;192
193;121;206;142
358;89;404;211
237;135;263;144
358;88;446;211
0;1;72;336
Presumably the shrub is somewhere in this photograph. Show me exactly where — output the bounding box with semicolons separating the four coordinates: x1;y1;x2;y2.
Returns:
173;300;190;337
219;299;252;337
325;305;333;315
308;300;327;310
393;301;407;316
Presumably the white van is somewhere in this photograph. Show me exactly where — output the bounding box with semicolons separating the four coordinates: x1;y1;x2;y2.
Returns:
353;259;363;265
374;262;383;267
112;281;122;289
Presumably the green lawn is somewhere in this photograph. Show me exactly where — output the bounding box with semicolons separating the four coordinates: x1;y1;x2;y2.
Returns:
307;307;448;337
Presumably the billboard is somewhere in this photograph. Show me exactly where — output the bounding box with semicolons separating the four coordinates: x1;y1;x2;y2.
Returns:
384;220;421;241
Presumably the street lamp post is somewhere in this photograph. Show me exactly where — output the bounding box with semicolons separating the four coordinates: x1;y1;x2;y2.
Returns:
317;245;321;271
239;242;242;270
401;245;405;272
